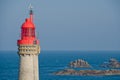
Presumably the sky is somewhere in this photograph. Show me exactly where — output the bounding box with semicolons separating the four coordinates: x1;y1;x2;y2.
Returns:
0;0;120;51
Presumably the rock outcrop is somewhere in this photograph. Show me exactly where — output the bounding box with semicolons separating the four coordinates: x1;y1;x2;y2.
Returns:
54;69;120;76
69;59;91;68
53;58;120;76
101;58;120;68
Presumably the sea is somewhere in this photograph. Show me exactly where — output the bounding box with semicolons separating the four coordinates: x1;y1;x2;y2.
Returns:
0;51;120;80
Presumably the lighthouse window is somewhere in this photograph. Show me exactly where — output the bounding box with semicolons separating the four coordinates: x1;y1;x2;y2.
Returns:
27;28;32;37
22;28;27;37
22;28;35;37
32;28;35;37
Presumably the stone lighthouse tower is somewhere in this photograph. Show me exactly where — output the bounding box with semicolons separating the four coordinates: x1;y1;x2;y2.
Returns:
17;6;40;80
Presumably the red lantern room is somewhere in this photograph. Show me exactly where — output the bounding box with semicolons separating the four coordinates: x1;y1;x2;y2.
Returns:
17;7;39;45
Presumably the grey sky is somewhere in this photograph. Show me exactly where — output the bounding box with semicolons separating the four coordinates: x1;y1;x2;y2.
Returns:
0;0;120;51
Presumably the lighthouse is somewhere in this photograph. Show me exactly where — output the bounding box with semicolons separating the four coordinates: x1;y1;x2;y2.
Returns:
17;6;40;80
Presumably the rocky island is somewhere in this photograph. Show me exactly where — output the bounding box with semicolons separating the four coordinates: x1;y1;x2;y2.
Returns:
54;69;120;76
53;58;120;76
100;58;120;68
69;59;91;68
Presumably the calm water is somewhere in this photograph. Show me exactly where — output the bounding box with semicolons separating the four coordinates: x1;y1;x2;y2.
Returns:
0;51;120;80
